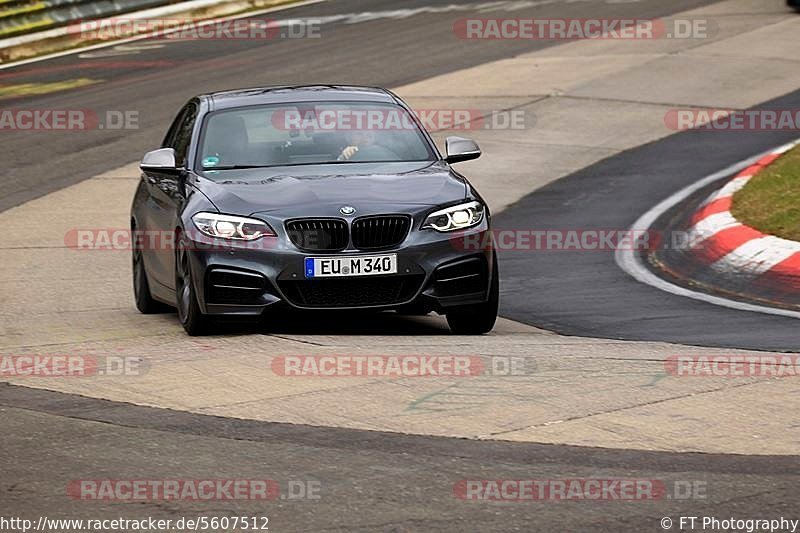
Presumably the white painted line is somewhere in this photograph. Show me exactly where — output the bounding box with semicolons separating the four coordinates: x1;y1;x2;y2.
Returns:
773;142;798;155
614;139;800;320
0;0;326;70
688;211;741;244
699;175;751;207
710;236;800;277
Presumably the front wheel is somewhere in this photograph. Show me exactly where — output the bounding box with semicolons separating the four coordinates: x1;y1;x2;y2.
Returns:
133;242;169;314
176;235;210;336
446;253;499;335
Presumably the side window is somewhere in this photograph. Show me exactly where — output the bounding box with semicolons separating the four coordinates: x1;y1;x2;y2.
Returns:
172;104;198;168
161;103;198;166
162;108;186;149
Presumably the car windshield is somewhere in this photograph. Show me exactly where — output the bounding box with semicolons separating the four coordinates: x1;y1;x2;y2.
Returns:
197;101;436;171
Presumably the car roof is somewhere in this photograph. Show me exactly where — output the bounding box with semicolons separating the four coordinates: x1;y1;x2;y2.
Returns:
201;85;399;111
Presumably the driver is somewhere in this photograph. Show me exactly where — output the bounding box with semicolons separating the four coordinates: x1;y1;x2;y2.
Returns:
337;129;376;161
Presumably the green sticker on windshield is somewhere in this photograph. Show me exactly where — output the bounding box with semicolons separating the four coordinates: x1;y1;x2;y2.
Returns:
203;155;220;167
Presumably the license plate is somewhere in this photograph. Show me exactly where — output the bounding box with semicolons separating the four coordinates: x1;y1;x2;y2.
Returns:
305;254;398;278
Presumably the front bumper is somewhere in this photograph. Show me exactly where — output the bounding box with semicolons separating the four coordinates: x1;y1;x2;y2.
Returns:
183;220;494;316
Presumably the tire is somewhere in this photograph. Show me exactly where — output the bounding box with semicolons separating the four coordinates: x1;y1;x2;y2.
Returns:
133;240;169;314
446;253;499;335
175;234;210;336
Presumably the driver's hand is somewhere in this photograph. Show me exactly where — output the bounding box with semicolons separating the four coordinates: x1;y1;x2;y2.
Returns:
338;145;359;161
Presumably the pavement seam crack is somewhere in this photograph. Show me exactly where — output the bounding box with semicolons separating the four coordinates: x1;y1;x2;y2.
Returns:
481;379;777;439
429;95;551;133
555;93;750;112
197;378;406;410
264;334;327;347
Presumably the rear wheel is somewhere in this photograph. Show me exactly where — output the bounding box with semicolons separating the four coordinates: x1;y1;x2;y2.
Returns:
176;234;210;336
446;253;499;335
133;238;168;314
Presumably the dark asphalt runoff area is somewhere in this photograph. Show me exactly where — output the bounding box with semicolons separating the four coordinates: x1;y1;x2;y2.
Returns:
2;0;798;531
497;88;800;352
3;383;799;532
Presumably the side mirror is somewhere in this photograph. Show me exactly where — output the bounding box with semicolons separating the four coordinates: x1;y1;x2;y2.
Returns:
445;136;481;164
140;148;179;172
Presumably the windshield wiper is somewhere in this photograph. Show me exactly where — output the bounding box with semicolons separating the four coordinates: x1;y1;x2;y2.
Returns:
204;160;432;171
203;165;273;170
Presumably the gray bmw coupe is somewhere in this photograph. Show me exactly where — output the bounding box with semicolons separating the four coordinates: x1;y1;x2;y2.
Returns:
131;85;498;335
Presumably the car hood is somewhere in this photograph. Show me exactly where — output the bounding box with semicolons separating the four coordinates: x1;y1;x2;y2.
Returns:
196;161;467;216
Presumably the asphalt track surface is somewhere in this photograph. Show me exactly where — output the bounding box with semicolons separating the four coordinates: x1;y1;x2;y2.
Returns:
3;0;800;531
3;383;799;532
498;88;800;352
1;0;716;212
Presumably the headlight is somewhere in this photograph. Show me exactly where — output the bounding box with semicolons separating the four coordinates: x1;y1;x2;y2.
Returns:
192;212;275;241
422;201;485;232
